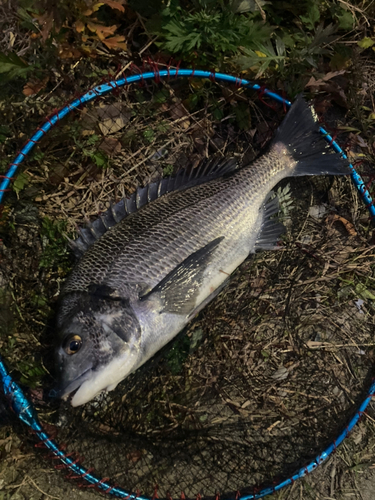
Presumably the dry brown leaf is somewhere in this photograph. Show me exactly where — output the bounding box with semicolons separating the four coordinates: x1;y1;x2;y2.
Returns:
346;133;369;160
58;42;82;59
99;137;122;156
126;450;145;463
169;100;190;129
87;22;117;41
305;71;348;108
326;214;357;237
357;137;368;149
92;2;105;10
102;0;126;12
75;20;85;33
313;98;332;114
102;35;127;50
305;70;346;88
23;77;49;96
97;103;131;135
34;12;54;41
83;3;103;15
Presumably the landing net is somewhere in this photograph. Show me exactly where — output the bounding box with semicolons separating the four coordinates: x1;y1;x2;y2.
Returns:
0;67;375;499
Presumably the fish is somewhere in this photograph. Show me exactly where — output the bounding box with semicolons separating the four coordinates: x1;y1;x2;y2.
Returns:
54;95;350;406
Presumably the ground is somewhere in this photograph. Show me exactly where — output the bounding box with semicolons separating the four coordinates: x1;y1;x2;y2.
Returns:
1;1;375;499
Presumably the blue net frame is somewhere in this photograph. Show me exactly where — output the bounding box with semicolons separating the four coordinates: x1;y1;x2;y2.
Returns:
0;68;375;499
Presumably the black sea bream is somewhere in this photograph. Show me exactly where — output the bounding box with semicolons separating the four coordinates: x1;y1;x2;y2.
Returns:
55;95;350;406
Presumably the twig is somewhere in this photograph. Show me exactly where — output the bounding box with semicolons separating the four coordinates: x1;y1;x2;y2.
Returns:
26;475;61;500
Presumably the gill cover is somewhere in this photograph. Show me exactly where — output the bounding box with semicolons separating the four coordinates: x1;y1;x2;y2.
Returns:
55;286;141;404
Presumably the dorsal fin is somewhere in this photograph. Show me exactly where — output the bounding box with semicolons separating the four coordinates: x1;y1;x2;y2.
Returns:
69;156;238;258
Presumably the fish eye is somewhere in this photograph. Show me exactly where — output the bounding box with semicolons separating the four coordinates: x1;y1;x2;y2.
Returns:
63;334;83;355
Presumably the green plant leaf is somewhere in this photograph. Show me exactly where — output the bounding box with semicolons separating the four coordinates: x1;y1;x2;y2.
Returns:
337;10;354;30
143;128;155;143
231;0;268;14
154;89;169;103
300;2;320;30
91;151;108;168
0;125;10;143
0;51;31;79
13;172;29;195
355;283;375;301
358;37;375;49
163;164;174;176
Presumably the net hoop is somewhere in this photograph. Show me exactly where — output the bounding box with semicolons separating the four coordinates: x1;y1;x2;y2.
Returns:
0;68;375;500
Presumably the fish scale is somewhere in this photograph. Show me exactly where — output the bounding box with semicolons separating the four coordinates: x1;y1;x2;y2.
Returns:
64;162;275;295
55;96;351;406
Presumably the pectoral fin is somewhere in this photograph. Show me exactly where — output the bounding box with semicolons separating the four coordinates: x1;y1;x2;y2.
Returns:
140;237;224;315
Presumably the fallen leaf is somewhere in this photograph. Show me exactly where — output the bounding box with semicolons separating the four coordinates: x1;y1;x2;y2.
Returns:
34;12;54;41
103;0;126;12
47;164;70;185
97;103;131;135
306;81;348;108
169;100;190;129
347;132;368;150
102;35;127;50
305;70;348;107
313;97;332;114
322;70;346;81
358;37;375;49
326;214;357;237
23;77;49;96
126;450;145;463
87;22;117;41
9;32;15;48
193;137;205;155
355;135;368;149
75;20;85;33
92;2;105;11
305;71;346;87
83;3;103;15
99;137;122;156
271;366;289;381
58;42;82;59
308;205;327;219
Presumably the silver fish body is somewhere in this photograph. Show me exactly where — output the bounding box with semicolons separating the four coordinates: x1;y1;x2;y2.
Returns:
55;96;350;406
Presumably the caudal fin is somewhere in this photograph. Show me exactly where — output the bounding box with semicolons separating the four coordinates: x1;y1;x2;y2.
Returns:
271;94;351;176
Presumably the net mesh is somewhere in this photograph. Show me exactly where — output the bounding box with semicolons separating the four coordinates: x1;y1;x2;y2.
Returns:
0;74;374;498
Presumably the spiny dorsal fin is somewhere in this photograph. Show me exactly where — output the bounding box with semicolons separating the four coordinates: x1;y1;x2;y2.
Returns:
69;156;238;258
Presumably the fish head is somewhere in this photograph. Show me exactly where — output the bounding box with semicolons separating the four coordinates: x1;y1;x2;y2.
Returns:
55;291;141;406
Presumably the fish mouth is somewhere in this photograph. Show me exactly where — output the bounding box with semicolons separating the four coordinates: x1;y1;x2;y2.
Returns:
58;367;93;402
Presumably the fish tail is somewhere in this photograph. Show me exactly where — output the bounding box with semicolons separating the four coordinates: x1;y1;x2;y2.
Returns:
271;94;351;176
